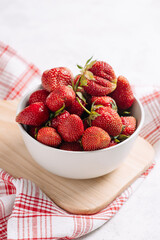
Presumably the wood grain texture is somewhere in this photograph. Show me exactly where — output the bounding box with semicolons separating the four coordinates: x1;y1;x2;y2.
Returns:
0;100;155;214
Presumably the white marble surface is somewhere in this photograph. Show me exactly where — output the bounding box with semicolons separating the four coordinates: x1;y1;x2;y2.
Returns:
0;0;160;239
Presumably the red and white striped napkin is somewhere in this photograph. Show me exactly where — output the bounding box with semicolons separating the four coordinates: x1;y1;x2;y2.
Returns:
0;41;160;240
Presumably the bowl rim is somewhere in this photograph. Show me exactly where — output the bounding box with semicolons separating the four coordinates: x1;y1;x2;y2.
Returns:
16;84;145;154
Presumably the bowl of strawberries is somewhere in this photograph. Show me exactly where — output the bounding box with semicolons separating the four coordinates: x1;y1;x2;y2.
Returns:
16;58;144;179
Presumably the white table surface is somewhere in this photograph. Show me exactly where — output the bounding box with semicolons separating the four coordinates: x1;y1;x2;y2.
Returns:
1;0;160;239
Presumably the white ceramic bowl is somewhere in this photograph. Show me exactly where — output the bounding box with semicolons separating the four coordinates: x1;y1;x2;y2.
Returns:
17;84;145;179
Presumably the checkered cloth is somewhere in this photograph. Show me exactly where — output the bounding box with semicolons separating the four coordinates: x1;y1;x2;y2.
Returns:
0;41;160;240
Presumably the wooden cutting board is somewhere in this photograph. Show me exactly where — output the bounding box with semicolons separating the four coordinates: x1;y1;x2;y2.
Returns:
0;100;155;215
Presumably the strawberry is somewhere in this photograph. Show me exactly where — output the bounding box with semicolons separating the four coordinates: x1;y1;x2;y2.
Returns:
67;98;85;116
110;75;135;110
29;89;49;105
57;114;84;142
91;107;122;137
46;86;76;112
77;58;117;96
60;142;82;151
42;67;73;92
16;102;49;126
76;99;122;137
91;96;117;111
121;116;136;135
50;110;70;129
37;127;61;147
89;61;117;82
84;76;116;96
81;126;111;151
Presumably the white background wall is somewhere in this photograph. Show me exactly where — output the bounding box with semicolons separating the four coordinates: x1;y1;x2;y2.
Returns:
1;0;160;86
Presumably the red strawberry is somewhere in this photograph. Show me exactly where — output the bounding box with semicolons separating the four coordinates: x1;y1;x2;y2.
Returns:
50;110;70;129
29;89;49;105
89;61;116;82
57;114;84;142
37;127;61;147
110;76;135;110
16;102;49;126
91;107;122;136
84;76;116;96
121;116;136;135
77;59;117;96
67;98;85;116
60;142;82;151
46;86;76;112
42;67;73;92
76;99;122;137
91;96;117;111
81;126;111;151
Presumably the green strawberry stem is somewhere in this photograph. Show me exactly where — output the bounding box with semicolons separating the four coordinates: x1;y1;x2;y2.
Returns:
54;104;65;117
111;99;118;112
76;57;97;87
74;75;82;92
71;75;81;92
76;91;86;104
34;128;38;139
70;77;86;103
123;111;131;115
76;97;91;115
77;97;101;126
77;64;83;69
119;110;131;116
113;133;129;143
85;56;93;65
118;134;130;140
71;79;75;91
77;97;103;116
45;104;65;126
121;125;126;132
